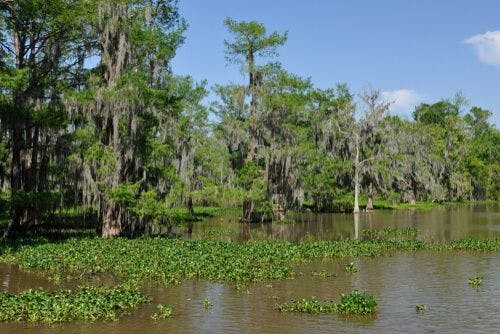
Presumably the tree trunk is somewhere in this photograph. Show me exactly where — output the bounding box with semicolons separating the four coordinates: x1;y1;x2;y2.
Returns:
187;196;194;215
366;181;374;211
242;199;254;223
247;53;257;161
101;202;122;237
97;2;132;237
353;135;360;213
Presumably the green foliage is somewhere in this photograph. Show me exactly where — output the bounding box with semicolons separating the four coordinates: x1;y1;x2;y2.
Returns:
107;183;140;207
224;18;287;64
336;290;377;315
415;304;427;312
11;191;59;212
413;100;460;127
2;2;497;240
1;234;498;286
345;262;358;274
468;276;483;287
132;190;169;225
238;161;273;219
203;298;213;309
362;227;419;240
277;290;377;315
277;298;337;314
151;304;173;320
0;285;149;323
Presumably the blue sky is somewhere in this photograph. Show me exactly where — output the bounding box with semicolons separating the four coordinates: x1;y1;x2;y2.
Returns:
170;0;500;126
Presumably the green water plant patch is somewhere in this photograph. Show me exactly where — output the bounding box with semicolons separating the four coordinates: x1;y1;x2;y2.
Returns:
415;304;427;313
0;285;149;324
1;236;498;287
277;290;377;315
336;290;377;315
468;276;483;287
151;304;173;320
362;227;419;240
203;298;213;309
345;262;358;274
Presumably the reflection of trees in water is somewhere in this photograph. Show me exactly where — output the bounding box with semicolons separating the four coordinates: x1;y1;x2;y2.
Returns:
187;205;498;242
354;213;359;240
239;213;357;242
1;265;11;291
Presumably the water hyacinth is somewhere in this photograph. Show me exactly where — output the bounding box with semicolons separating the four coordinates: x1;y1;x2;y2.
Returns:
468;276;483;287
151;304;173;320
336;290;377;315
415;304;427;313
0;236;498;287
277;290;377;315
0;285;149;324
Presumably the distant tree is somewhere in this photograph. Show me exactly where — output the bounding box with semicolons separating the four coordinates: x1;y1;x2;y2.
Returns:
224;18;287;161
353;89;391;212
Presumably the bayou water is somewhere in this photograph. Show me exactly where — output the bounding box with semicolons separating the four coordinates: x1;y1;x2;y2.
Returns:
1;204;499;333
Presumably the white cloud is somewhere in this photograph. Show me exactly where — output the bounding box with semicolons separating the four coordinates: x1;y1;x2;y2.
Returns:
465;31;500;66
381;89;422;117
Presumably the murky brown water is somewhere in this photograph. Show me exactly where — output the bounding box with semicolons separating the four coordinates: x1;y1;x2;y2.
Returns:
187;203;500;242
1;204;499;333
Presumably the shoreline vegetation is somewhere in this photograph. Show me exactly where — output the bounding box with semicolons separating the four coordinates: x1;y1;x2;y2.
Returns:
0;1;498;326
0;2;498;238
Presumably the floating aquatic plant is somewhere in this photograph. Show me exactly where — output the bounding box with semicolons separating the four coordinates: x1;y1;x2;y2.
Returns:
0;236;498;288
277;290;377;315
362;227;419;240
468;276;483;287
0;285;149;324
203;298;213;309
345;262;358;274
151;304;173;320
336;290;377;315
415;304;427;312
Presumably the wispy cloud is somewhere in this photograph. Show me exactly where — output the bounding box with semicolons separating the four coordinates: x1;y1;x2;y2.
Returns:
465;30;500;66
382;89;422;117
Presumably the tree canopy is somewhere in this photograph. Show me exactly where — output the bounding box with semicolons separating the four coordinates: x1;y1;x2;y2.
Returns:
0;9;498;238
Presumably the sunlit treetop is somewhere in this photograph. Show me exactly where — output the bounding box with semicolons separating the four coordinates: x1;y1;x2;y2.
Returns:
223;17;287;65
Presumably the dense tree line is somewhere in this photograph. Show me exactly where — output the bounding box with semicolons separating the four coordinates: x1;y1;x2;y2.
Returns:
1;0;498;238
